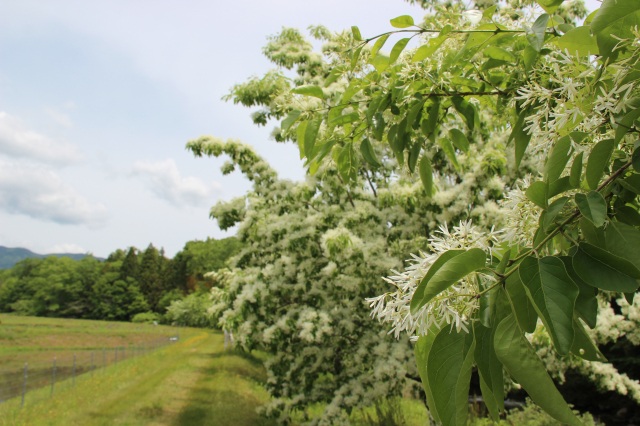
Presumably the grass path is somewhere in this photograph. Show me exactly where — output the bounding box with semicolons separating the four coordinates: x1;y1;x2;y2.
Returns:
0;331;275;426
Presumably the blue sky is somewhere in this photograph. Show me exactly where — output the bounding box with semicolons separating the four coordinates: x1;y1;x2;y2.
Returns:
0;0;601;258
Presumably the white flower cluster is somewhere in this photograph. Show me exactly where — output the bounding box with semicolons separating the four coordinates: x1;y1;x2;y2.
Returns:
499;175;540;247
367;220;498;339
515;46;639;162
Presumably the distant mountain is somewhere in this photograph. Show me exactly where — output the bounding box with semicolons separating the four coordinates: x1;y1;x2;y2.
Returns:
0;246;98;269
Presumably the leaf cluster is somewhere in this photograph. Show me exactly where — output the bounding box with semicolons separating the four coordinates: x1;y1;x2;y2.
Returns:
278;0;640;423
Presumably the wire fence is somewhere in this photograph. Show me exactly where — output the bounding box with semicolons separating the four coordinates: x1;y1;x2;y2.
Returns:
0;334;179;408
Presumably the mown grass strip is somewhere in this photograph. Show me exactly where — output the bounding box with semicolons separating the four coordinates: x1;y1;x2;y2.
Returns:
0;331;277;426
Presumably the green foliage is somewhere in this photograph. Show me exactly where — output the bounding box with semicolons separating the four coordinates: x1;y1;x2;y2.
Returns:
470;398;597;426
254;0;640;422
164;292;215;328
131;311;161;324
187;0;640;423
0;237;240;322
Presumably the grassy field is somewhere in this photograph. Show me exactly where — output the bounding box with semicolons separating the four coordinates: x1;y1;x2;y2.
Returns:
0;314;179;365
0;315;430;425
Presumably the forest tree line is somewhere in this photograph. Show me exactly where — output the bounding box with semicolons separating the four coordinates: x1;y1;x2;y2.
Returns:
0;237;241;322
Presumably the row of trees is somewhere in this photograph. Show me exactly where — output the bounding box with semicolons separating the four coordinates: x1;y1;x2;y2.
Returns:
189;0;640;424
0;237;241;322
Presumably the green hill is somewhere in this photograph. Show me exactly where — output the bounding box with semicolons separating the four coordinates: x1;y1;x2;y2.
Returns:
0;246;95;269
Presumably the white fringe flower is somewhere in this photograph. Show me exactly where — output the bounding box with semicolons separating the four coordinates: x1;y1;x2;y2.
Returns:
367;220;498;340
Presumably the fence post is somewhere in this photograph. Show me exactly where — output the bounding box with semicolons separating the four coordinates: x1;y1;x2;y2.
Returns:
91;351;95;376
115;347;118;364
72;354;77;387
21;362;27;408
50;357;57;397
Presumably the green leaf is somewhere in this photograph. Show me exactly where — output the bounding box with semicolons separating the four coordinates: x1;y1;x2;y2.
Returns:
570;131;589;144
336;144;357;182
351;26;362;41
586;138;614;190
494;315;581;426
324;66;343;87
408;142;421;174
554;25;599;56
585;9;598;25
371;55;390;73
427;328;475;426
633;146;640;173
482;5;497;20
328;112;359;127
438;137;460;170
545;136;571;183
509;109;531;168
523;45;539;74
542;196;569;231
605;221;640;270
411;249;486;312
281;110;301;133
479;285;497;328
572;242;640;292
313;139;335;165
452;97;476;131
591;0;640;61
559;256;598;329
459;23;505;60
615;205;640;226
406;99;425;130
410;250;465;314
571;317;606;361
519;256;578;355
579;217;605;246
296;121;308;160
496;249;511;275
413;34;448;62
350;45;363;70
535;0;564;14
474;323;504;421
449;129;470;153
292;85;324;99
372;112;386;140
390;15;414;28
370;34;390;59
575;191;607;227
505;274;538;333
304;117;322;159
548;177;572;198
569;152;583;188
525;181;548;209
421;99;440;139
614;108;640;144
527;13;550;52
360;138;382;168
484;46;516;63
620;173;640;195
415;332;442;424
389;38;410;64
419;155;433;196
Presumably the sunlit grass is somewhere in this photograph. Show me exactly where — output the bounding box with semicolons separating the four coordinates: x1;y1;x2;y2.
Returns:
0;331;278;426
0;315;431;425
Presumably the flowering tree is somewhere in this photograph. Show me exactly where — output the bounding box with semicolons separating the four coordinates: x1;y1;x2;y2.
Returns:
189;0;640;423
267;0;640;424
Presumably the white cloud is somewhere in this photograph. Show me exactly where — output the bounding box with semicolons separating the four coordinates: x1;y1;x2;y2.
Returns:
0;111;82;165
131;158;220;208
0;161;108;227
